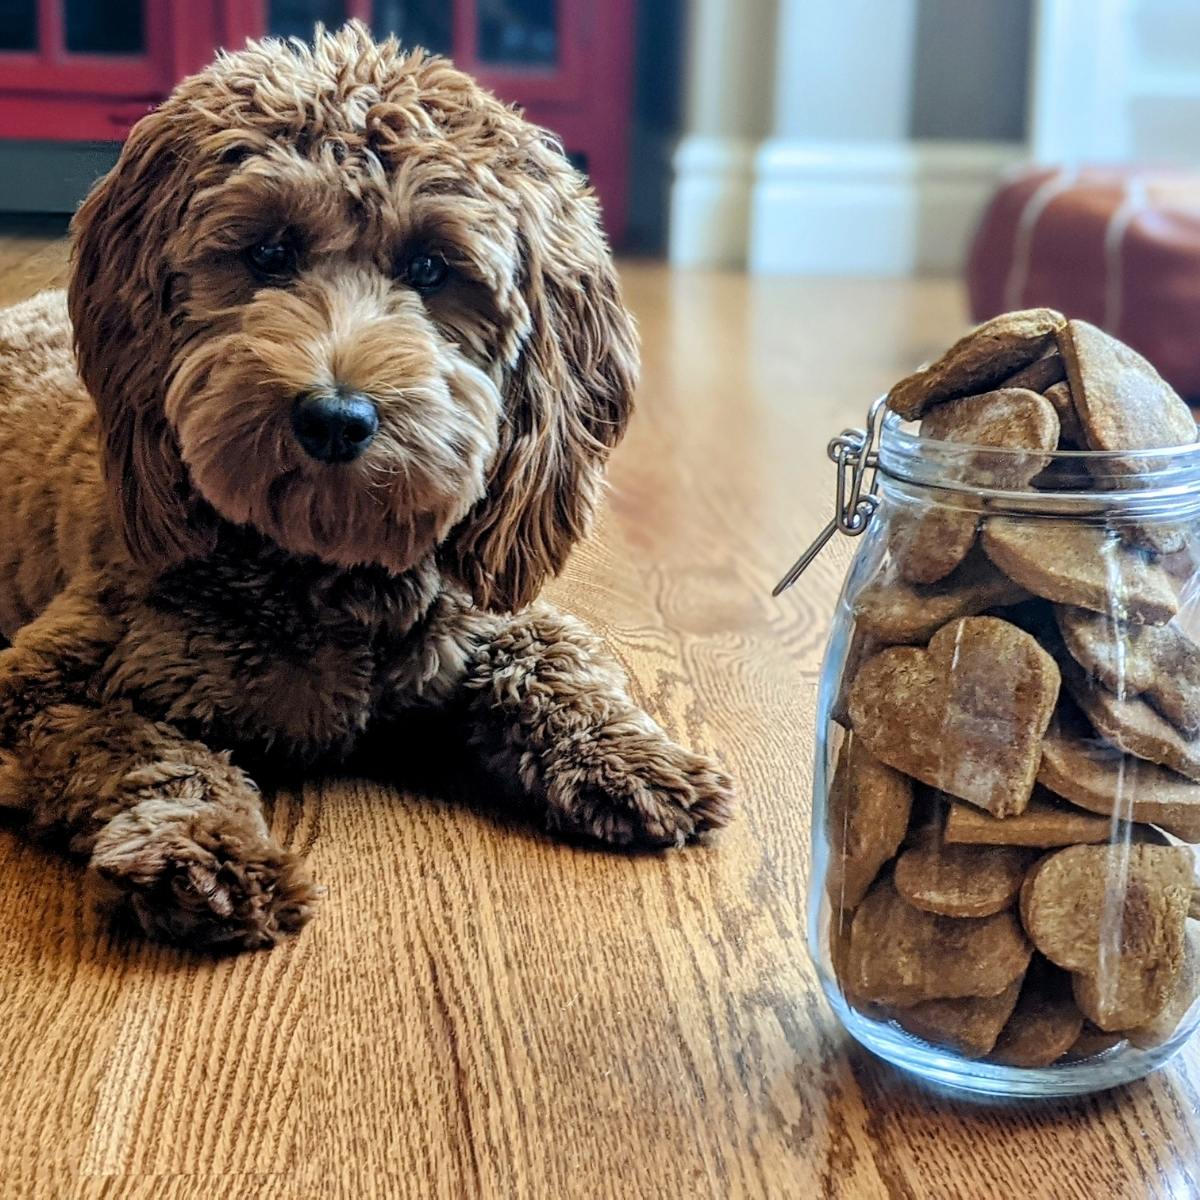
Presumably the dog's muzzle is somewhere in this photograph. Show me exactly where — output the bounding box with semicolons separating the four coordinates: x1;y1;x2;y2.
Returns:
291;390;379;464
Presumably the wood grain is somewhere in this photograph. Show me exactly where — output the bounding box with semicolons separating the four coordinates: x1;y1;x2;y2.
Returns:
1;229;1197;1199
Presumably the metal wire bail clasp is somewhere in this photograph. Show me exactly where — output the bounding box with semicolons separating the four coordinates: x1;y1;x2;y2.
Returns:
772;396;887;596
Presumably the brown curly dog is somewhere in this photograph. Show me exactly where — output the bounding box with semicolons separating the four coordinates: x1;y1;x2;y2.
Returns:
0;24;733;950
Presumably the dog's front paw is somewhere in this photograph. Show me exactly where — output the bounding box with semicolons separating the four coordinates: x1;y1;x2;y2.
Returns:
90;796;319;950
543;724;735;849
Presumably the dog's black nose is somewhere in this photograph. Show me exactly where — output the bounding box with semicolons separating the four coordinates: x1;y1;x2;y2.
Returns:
291;391;379;464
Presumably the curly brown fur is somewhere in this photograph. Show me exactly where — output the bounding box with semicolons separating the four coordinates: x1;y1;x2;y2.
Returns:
0;25;734;950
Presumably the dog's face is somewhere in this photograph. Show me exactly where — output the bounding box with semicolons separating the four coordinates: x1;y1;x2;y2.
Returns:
69;24;637;610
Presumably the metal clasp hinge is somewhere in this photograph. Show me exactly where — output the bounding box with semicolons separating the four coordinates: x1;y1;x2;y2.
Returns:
772;395;888;596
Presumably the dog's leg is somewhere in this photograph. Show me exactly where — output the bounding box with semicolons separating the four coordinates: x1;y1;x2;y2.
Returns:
455;603;736;848
0;591;317;949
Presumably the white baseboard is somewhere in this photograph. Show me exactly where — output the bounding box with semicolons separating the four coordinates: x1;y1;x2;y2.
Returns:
748;140;1025;276
668;136;757;268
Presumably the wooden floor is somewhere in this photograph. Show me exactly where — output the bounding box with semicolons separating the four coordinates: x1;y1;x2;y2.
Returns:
1;225;1197;1199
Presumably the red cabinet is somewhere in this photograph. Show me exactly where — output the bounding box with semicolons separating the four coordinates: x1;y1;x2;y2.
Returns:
0;0;634;240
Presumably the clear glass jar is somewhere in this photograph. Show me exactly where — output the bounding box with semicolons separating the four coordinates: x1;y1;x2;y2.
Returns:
790;400;1200;1098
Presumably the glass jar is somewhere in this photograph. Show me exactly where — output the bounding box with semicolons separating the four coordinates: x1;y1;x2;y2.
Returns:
784;398;1200;1098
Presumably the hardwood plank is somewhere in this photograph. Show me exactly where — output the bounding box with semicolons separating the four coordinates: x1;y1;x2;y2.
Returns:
0;229;1196;1198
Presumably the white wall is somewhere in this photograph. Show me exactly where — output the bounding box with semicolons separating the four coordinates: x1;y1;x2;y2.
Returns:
670;0;1200;276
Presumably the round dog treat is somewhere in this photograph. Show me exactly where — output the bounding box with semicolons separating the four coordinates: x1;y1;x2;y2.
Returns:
1058;318;1198;454
1056;605;1200;738
982;518;1178;626
1127;925;1200;1050
1019;843;1194;970
1060;655;1200;783
1000;351;1066;394
888;309;1065;421
943;791;1116;848
888;502;979;585
849;616;1060;818
848;875;1033;1007
920;388;1060;488
1019;843;1193;1031
893;979;1024;1059
826;735;914;911
852;553;1030;645
1039;714;1200;842
989;958;1084;1067
894;835;1034;918
1042;380;1084;448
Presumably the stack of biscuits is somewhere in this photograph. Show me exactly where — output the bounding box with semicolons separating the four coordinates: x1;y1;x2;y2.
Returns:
828;309;1200;1066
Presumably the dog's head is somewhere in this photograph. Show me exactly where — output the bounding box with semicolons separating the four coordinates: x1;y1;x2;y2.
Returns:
68;22;637;611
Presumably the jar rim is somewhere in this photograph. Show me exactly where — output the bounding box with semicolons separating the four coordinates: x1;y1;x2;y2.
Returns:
876;409;1200;518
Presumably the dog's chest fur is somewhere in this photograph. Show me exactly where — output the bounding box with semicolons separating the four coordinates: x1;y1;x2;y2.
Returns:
100;533;465;763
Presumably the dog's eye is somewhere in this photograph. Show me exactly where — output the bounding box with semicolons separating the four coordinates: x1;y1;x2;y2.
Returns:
401;253;449;294
245;241;296;280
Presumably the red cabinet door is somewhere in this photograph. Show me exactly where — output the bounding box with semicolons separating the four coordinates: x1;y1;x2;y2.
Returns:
0;0;633;242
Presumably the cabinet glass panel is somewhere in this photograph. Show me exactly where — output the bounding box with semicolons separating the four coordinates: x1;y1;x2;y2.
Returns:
478;0;557;66
65;0;144;54
270;0;347;41
0;0;35;51
374;0;452;57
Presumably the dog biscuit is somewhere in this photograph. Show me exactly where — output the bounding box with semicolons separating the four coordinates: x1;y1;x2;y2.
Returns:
826;735;913;911
847;875;1032;1007
1020;843;1193;1031
1042;380;1084;448
893;979;1024;1059
849;616;1060;818
852;553;1030;645
1060;654;1200;783
1057;605;1200;738
982;518;1178;626
920;388;1060;486
888;309;1065;420
1000;351;1066;394
1065;1023;1125;1060
895;831;1034;918
943;791;1115;848
1058;318;1198;454
1127;925;1200;1049
1039;708;1200;841
989;957;1085;1067
888;502;980;585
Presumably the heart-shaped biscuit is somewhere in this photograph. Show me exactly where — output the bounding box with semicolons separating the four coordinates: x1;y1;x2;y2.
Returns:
853;552;1030;645
894;831;1034;918
982;518;1178;626
1039;706;1200;841
1057;605;1200;737
888;309;1064;420
847;875;1032;1006
849;617;1061;817
826;735;913;911
1020;844;1193;1031
944;790;1115;848
1060;655;1200;783
892;979;1024;1059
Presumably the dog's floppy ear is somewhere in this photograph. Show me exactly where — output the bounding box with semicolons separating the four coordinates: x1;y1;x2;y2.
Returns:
444;147;639;612
68;107;216;570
